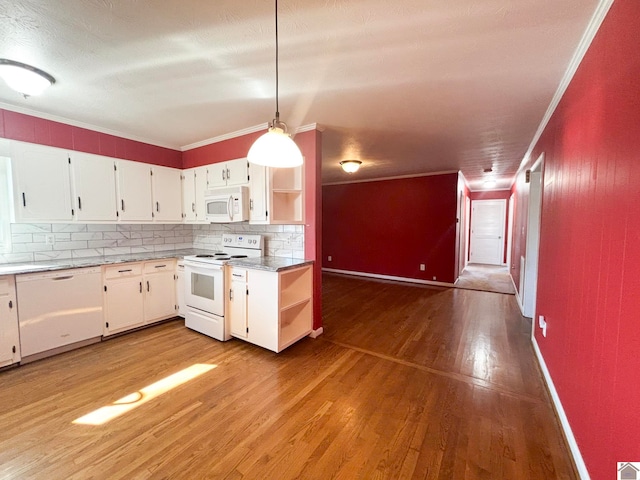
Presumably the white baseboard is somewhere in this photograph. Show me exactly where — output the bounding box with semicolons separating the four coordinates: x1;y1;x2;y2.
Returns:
511;273;525;315
532;337;590;479
322;268;455;288
309;327;324;338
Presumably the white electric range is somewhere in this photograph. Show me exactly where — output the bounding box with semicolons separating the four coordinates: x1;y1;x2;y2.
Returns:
183;234;263;341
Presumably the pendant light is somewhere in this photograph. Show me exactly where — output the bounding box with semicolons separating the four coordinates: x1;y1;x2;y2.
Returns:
0;59;55;97
247;0;303;168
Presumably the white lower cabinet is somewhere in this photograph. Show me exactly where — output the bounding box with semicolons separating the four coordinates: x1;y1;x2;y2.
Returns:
0;275;20;367
176;261;185;318
228;268;248;339
103;260;177;336
229;264;312;352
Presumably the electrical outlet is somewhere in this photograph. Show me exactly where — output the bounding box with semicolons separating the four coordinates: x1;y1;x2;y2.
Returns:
45;234;55;245
420;264;425;271
432;276;436;281
285;234;292;246
539;315;547;337
327;255;332;262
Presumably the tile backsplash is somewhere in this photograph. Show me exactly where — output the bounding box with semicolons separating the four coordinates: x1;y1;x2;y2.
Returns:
0;222;304;264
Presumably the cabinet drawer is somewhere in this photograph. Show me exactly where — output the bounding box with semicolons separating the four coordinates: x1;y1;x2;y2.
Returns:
230;268;247;281
104;263;143;279
0;276;12;294
143;259;175;274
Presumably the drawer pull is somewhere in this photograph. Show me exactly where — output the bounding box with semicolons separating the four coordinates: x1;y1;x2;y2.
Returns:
154;265;167;268
53;276;74;281
118;269;133;273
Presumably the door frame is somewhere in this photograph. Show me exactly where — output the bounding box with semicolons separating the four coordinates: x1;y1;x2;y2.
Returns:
522;153;544;319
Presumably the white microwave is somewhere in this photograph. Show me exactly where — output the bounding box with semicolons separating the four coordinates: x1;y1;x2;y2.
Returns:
204;186;249;223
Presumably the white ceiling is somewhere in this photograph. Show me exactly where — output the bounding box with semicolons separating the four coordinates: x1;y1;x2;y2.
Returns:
0;0;601;188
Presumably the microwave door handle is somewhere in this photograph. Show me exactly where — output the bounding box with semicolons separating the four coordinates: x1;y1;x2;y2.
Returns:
228;195;234;221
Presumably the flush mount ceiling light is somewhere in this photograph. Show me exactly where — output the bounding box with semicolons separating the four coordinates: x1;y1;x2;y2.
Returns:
247;0;303;169
0;59;55;97
340;160;362;173
483;179;497;188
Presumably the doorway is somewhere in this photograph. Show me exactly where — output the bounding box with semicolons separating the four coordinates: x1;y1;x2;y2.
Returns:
469;199;506;265
522;154;544;318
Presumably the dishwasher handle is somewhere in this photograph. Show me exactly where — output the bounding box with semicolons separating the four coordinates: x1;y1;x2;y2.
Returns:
52;275;74;281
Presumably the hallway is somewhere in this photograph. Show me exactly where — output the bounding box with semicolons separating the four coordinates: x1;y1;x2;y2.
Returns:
454;263;516;295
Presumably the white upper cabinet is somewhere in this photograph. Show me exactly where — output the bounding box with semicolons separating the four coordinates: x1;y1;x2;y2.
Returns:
70;152;118;222
11;141;73;222
208;158;249;188
116;159;153;222
151;165;182;222
248;162;268;223
182;166;208;223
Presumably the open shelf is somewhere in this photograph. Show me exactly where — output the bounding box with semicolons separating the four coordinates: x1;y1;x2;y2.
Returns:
280;266;312;308
271;191;303;224
279;299;312;350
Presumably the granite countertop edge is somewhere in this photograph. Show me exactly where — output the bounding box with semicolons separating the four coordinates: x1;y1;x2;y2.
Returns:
0;251;314;276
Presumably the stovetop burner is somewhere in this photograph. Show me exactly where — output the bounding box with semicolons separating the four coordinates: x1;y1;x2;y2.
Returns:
195;254;215;258
230;255;248;258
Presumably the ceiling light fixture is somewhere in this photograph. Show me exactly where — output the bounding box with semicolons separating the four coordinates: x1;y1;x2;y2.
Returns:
247;0;303;169
340;160;362;173
0;59;55;97
483;179;497;188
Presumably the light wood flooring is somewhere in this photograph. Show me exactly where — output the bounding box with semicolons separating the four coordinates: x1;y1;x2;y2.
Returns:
0;273;576;479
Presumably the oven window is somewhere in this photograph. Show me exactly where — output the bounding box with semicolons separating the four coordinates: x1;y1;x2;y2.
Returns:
191;272;215;300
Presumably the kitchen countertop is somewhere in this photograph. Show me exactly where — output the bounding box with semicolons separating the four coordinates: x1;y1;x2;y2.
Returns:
0;251;313;276
228;256;314;272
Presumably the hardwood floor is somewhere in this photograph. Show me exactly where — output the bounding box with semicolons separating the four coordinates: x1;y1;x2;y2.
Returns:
0;273;576;479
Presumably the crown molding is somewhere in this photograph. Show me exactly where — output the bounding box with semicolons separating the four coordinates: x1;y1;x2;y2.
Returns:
323;170;459;186
512;0;614;187
0;101;179;150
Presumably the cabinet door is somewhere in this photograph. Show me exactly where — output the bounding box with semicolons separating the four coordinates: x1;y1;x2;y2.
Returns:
246;269;279;351
0;276;20;367
176;265;185;317
71;152;118;221
144;271;177;322
248;163;268;223
104;277;145;335
152;166;182;222
208;163;227;188
229;271;248;338
11;142;73;222
226;158;249;186
194;166;209;222
182;169;197;222
117;160;153;221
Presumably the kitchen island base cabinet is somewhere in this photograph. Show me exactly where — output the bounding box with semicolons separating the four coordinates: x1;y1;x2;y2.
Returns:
236;265;312;353
0;275;20;367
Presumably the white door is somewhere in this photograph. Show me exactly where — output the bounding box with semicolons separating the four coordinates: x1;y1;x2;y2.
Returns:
11;142;73;222
469;199;506;265
523;159;544;319
117;160;153;221
104;277;144;335
144;271;176;322
229;269;248;338
194;166;209;222
71;152;118;221
0;276;20;367
208;162;227;188
182;169;196;222
152;166;182;222
248;162;268;223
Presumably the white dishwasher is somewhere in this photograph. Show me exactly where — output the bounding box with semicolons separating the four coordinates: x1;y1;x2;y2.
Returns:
16;266;103;360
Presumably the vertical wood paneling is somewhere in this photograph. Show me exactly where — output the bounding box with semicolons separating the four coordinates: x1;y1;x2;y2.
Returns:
511;1;640;477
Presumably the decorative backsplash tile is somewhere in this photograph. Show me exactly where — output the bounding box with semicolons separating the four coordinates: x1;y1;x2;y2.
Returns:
0;222;305;263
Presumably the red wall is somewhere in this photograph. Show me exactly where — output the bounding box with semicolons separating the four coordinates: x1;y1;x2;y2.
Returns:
511;1;640;477
323;173;459;283
0;109;182;168
184;129;324;330
469;190;511;263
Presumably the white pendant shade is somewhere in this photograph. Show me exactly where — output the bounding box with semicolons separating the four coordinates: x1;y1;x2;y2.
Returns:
248;127;303;168
0;60;55;96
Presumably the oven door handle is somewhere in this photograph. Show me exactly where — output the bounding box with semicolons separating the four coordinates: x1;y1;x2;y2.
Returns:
183;261;224;272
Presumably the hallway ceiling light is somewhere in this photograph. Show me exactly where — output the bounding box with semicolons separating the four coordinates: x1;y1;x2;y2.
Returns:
340;160;362;173
483;179;497;188
0;59;55;97
247;0;303;168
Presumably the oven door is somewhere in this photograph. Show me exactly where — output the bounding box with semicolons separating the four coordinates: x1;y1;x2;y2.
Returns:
184;261;224;317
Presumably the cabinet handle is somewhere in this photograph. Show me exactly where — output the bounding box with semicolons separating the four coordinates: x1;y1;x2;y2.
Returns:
22;192;26;207
226;168;230;181
229;288;233;301
139;281;142;293
121;199;125;212
8;300;12;309
250;199;253;211
147;280;150;292
53;275;74;281
232;273;243;277
154;264;166;268
78;196;82;210
222;169;226;181
156;201;160;212
118;269;132;273
192;202;195;212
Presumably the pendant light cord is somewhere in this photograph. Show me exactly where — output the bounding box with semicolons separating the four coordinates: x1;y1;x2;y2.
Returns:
275;0;280;123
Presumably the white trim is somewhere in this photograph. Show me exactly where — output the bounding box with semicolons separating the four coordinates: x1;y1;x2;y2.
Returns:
532;337;590;479
180;123;320;151
323;170;459;187
512;0;614;186
512;275;524;315
309;327;324;338
0;102;179;150
468;188;512;193
323;268;455;288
